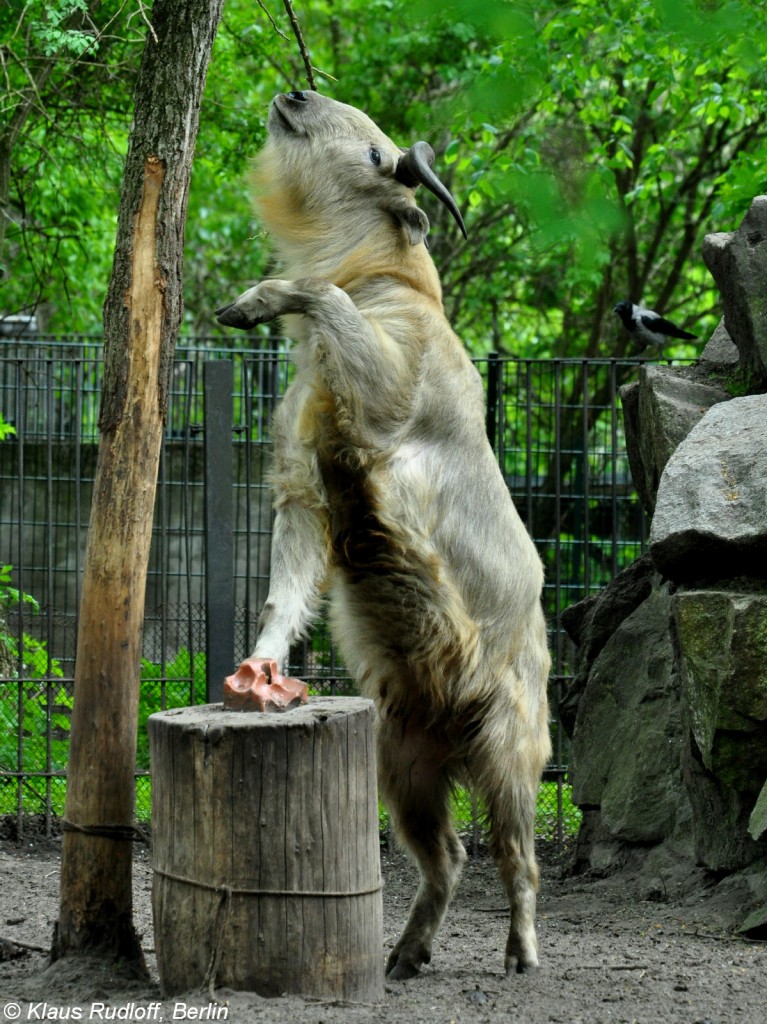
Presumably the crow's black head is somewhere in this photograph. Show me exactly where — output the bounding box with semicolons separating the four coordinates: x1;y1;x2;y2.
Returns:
612;300;635;331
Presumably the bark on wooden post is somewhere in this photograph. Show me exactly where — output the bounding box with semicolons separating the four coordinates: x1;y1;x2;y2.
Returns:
53;0;224;967
149;698;384;1003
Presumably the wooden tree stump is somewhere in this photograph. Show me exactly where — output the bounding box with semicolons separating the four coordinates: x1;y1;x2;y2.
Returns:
148;697;384;1002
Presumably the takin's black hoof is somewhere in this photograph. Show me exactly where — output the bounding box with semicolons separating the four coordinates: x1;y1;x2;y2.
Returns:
386;945;430;981
506;959;539;977
386;958;422;981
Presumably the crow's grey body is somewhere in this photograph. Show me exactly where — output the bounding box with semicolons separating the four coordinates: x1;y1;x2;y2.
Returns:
613;299;696;355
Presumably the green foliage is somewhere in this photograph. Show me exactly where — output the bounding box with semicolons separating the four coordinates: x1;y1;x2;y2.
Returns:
3;0;766;355
136;647;207;771
0;676;71;776
28;0;94;58
709;363;767;398
0;564;67;815
0;644;206;816
0;415;15;441
0;564;63;680
536;780;582;841
1;0;136;318
411;0;767;355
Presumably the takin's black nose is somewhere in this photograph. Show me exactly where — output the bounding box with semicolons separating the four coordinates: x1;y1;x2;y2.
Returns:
215;303;252;330
287;90;308;102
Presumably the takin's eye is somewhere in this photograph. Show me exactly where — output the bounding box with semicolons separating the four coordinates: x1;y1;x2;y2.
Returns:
369;146;382;167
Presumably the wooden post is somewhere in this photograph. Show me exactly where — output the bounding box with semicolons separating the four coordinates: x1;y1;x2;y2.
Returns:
53;0;225;968
149;697;384;1003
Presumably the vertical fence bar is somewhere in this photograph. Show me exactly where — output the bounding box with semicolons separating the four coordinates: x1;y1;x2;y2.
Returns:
242;359;254;657
525;361;534;532
204;360;234;703
581;360;591;597
182;361;198;701
553;361;564;847
609;361;619;578
45;360;54;834
159;438;170;707
74;361;83;638
485;351;500;452
14;361;25;838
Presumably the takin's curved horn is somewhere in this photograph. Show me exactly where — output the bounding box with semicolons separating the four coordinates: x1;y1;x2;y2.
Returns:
395;141;467;239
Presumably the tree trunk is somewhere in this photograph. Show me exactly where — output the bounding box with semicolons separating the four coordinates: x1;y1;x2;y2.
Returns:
53;0;225;967
149;698;384;1003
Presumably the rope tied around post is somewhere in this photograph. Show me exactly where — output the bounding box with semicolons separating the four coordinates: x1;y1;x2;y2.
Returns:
61;819;149;844
152;866;383;899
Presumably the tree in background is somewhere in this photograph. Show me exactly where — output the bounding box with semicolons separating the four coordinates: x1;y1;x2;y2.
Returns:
0;1;141;320
2;0;766;357
424;0;767;358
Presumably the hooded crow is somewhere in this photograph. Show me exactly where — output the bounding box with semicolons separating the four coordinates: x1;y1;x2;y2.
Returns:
613;300;696;356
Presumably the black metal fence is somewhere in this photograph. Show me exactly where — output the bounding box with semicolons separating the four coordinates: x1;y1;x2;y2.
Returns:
0;334;652;843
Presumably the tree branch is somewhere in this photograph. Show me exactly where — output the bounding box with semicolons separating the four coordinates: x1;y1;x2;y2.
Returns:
281;0;317;90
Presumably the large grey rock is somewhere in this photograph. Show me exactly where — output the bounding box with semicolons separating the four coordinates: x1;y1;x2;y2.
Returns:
700;318;740;368
675;589;767;777
570;582;691;845
560;554;655;735
751;781;767;841
650;394;767;581
620;366;729;515
618;381;646;510
675;588;767;871
680;731;757;872
702;195;767;383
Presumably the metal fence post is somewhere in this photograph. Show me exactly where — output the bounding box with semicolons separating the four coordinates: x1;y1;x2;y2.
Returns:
485;350;500;451
203;360;234;703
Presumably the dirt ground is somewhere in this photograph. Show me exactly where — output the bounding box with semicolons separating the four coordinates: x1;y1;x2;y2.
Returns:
1;835;766;1024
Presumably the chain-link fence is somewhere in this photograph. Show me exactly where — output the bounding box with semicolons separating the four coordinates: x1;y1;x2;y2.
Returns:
1;335;654;845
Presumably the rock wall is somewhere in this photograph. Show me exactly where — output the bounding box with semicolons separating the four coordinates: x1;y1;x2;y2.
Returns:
562;197;767;932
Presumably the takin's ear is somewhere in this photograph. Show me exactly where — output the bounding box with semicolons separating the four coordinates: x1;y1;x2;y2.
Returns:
386;196;430;246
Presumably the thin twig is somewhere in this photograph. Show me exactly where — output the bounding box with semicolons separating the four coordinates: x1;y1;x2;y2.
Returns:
0;937;49;954
134;0;158;45
256;0;289;41
312;65;338;84
281;0;317;91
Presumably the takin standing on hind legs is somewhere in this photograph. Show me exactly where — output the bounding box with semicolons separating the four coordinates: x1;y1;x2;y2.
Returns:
216;90;552;979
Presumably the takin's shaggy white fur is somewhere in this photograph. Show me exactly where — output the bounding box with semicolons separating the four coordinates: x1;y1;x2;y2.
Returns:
216;90;551;979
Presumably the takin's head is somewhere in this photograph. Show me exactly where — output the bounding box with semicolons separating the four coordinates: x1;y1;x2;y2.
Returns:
252;91;466;264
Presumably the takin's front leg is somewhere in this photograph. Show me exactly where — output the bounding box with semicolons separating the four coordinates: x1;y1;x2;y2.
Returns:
233;386;330;675
250;500;328;671
216;278;416;444
216;278;312;331
378;716;467;981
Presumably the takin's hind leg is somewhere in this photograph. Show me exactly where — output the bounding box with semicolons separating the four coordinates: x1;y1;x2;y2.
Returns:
379;719;467;980
486;780;542;975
